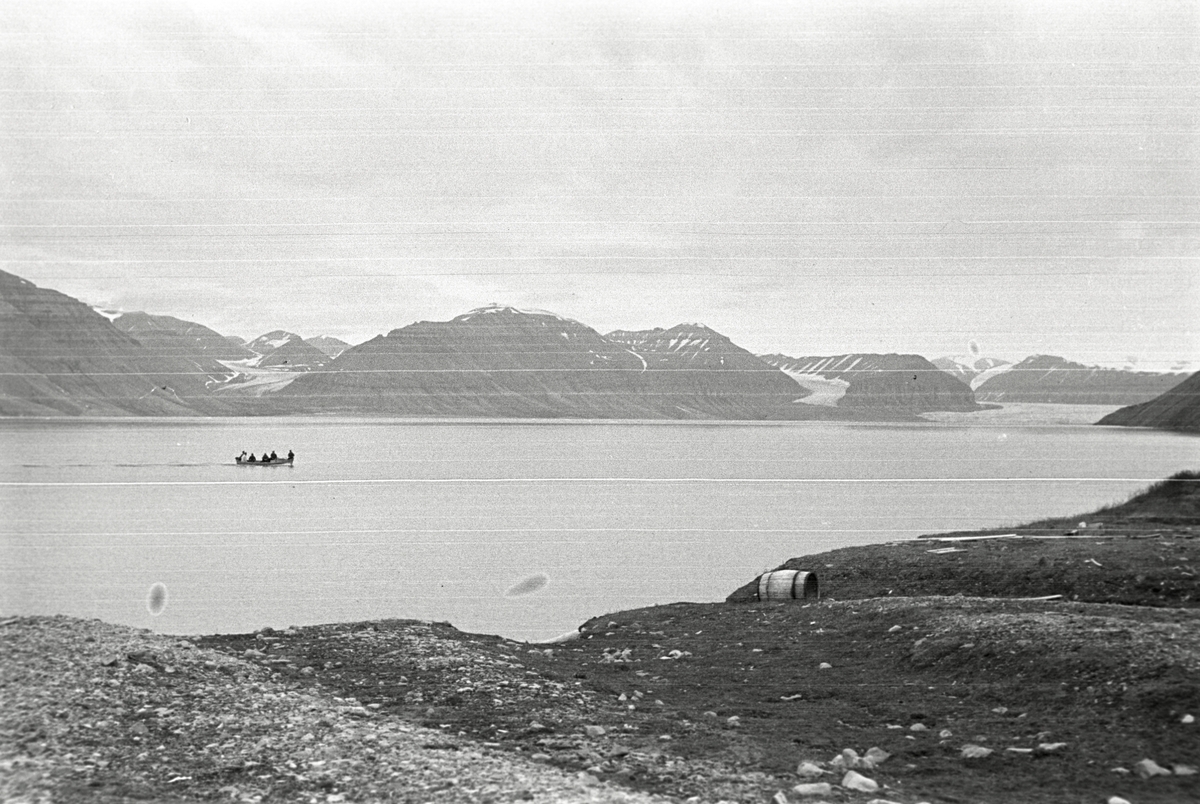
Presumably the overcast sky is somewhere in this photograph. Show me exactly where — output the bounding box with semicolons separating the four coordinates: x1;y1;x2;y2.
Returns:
2;0;1196;368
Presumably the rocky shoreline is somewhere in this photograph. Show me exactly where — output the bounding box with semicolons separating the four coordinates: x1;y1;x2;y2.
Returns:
4;477;1199;804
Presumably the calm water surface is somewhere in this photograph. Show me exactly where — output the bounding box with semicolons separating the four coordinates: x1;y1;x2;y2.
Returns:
2;417;1196;641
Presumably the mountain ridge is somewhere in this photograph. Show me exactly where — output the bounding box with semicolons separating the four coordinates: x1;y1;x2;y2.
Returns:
972;354;1187;406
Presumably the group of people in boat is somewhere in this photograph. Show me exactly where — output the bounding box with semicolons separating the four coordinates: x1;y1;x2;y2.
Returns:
238;449;294;463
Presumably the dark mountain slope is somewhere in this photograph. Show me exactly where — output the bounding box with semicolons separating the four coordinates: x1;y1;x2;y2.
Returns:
307;335;352;359
281;306;658;417
974;355;1185;405
1097;371;1200;433
608;324;812;418
112;311;255;363
0;270;234;415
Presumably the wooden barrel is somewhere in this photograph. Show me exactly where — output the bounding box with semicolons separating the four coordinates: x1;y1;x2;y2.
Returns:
757;569;819;601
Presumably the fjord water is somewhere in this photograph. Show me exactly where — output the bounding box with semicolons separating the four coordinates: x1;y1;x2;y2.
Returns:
2;417;1196;642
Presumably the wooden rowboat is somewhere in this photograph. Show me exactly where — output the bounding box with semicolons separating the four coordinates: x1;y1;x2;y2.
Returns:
235;456;294;466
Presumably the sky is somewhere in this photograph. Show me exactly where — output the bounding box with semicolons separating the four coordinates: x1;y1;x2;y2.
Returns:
2;0;1197;369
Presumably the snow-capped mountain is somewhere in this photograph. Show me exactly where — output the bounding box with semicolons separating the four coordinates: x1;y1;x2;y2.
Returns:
245;331;331;371
972;355;1188;405
606;323;812;418
760;353;980;412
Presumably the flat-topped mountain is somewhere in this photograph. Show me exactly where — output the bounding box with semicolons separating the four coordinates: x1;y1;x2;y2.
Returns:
973;354;1187;405
761;352;980;412
0;270;232;416
1097;371;1200;433
281;305;656;417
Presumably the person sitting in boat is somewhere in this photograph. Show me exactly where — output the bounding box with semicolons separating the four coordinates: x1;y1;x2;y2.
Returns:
287;450;294;461
262;450;271;462
247;453;257;462
239;451;247;461
270;451;278;461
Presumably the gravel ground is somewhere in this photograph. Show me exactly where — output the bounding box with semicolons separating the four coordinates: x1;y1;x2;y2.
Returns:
0;616;669;804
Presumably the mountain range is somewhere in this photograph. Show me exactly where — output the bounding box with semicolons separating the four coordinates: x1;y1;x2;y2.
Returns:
278;309;853;420
1;269;1195;430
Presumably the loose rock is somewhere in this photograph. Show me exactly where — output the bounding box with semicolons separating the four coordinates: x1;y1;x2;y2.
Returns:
795;761;825;778
791;782;832;797
1134;758;1172;779
841;770;879;793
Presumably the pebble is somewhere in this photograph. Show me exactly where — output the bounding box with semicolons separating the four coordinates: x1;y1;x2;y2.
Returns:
909;723;928;732
583;725;606;737
1173;764;1197;776
864;747;891;766
1182;714;1195;724
771;791;789;804
961;744;993;759
819;662;833;670
1107;798;1132;804
841;770;879;793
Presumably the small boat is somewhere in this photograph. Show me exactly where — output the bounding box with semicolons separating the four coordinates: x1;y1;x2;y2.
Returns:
235;456;294;466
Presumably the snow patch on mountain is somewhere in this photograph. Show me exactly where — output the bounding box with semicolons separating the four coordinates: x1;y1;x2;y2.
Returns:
781;372;851;407
969;362;1013;390
91;307;124;323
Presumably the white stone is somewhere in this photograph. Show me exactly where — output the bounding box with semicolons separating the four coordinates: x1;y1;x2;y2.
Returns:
1134;758;1172;779
1173;764;1197;776
1037;742;1068;753
909;723;928;732
791;782;832;797
961;744;994;759
583;725;606;737
771;791;789;804
1107;798;1132;804
819;662;833;670
795;761;825;778
864;747;891;765
841;771;879;793
1182;714;1195;724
